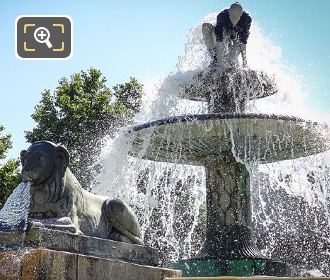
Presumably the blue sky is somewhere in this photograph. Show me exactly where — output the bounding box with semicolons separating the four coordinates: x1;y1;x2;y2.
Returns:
0;0;329;159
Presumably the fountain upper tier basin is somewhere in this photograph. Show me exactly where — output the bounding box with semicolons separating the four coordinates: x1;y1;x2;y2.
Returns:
126;113;330;165
180;68;277;102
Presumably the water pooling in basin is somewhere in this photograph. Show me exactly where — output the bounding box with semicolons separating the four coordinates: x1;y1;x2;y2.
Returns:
92;13;330;276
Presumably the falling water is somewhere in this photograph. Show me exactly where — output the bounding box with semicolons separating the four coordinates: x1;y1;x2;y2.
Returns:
92;12;330;275
0;181;30;233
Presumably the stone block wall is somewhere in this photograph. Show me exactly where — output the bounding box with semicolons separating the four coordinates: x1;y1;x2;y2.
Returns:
0;248;181;280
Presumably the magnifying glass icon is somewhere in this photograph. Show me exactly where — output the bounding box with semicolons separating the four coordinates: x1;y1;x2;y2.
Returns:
34;27;53;49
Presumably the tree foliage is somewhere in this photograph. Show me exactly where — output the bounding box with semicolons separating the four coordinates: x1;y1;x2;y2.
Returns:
0;125;21;209
25;68;143;189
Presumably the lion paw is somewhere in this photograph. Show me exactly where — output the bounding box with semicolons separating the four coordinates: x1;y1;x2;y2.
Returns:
28;217;82;234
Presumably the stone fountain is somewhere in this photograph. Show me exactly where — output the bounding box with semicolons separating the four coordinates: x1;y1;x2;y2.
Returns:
126;65;330;277
1;12;330;280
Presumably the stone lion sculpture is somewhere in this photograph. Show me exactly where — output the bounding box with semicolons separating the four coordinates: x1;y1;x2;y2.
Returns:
20;140;143;245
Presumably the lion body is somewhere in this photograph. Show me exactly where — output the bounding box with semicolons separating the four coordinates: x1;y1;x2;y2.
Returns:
30;168;109;238
21;141;142;244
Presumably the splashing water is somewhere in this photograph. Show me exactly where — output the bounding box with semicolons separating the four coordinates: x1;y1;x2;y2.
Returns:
92;12;330;275
0;182;30;232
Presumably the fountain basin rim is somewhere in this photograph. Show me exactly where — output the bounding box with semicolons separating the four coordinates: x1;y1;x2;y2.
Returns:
127;113;326;133
126;113;329;165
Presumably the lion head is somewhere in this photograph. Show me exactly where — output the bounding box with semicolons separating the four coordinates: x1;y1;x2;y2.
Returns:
20;141;70;206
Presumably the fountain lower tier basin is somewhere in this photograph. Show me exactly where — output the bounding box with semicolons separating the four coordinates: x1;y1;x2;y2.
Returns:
127;113;330;165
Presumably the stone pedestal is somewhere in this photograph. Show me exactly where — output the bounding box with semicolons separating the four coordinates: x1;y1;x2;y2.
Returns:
0;228;181;280
197;152;262;259
0;248;181;280
172;153;289;277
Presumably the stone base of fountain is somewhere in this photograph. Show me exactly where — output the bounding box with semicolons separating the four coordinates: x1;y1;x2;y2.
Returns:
0;228;181;280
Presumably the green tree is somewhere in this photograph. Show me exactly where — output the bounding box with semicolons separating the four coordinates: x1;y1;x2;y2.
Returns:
0;125;21;208
25;68;143;189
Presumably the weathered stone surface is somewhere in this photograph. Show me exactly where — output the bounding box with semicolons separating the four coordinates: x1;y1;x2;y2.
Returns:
0;250;22;280
196;152;264;260
78;254;181;280
0;248;181;280
0;227;159;266
166;278;330;280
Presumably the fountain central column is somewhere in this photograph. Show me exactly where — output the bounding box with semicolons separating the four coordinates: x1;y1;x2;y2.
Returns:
198;151;264;260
